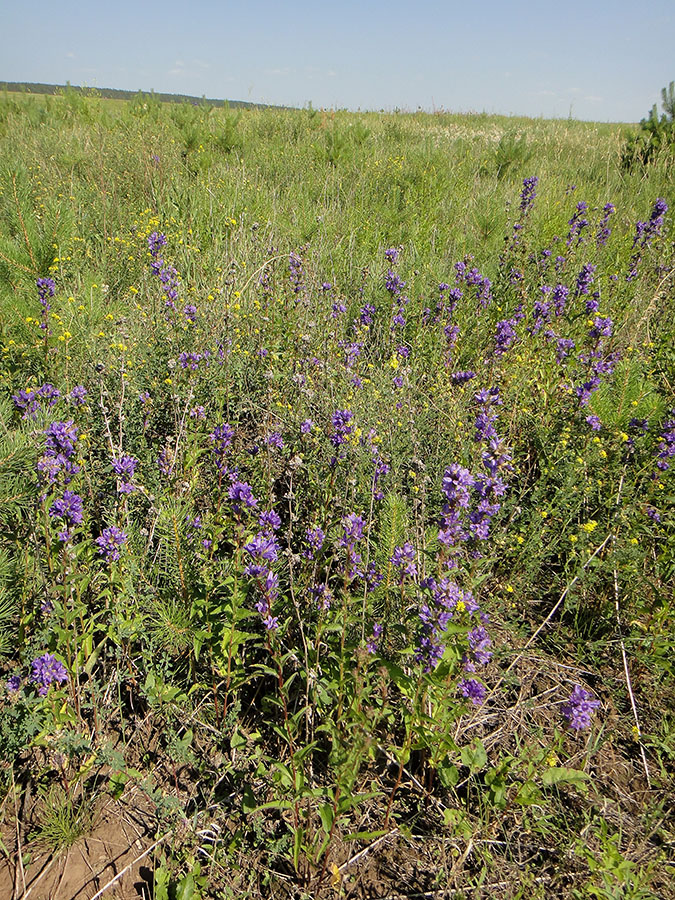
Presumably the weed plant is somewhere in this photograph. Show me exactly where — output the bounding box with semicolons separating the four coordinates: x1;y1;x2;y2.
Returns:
0;91;673;898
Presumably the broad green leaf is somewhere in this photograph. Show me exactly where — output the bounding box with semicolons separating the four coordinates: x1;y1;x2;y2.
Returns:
460;739;488;772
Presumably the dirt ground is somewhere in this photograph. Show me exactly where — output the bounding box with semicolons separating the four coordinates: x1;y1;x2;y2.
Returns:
0;788;159;900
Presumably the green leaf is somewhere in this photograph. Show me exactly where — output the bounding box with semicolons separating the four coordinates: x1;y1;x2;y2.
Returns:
242;784;256;814
319;803;334;834
230;727;247;752
484;768;507;808
175;873;195;900
542;766;589;791
153;865;171;900
437;761;459;789
293;825;303;872
460;739;487;772
514;780;542;805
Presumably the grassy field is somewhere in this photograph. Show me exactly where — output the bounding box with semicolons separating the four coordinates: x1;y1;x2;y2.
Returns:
0;88;673;899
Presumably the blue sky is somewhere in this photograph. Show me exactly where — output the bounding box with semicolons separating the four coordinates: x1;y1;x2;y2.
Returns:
2;0;673;121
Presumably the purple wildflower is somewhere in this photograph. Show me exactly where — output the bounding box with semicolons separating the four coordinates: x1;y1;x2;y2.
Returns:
31;653;68;696
656;411;675;471
244;532;279;565
458;678;487;706
450;370;477;385
519;176;538;215
366;622;383;654
265;432;284;450
561;685;600;730
390;542;417;581
259;509;281;532
359;303;375;326
49;490;84;527
148;232;167;256
575;263;596;296
112;454;139;493
467;625;493;665
228;481;258;512
340;513;365;545
566;200;589;247
95;526;128;562
304;526;325;558
596;203;615;247
442;464;475;509
69;385;88;406
210;423;235;473
43;420;78;457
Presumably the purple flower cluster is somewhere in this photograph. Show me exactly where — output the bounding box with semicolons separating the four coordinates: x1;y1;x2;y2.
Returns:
456;262;492;309
148;231;167;256
458;678;487;706
561;684;600;730
13;383;61;420
178;351;203;370
69;385;88;406
656;411;675;472
31;652;68;696
371;452;390;502
627;198;669;281
339;513;366;580
228;480;258;513
96;525;128;562
437;392;510;555
244;528;281;629
49;490;84;541
450;370;477;385
148;233;180;309
415;576;480;672
574;316;618;407
304;525;325;559
574;263;596;297
595;203;615;247
210;423;235;474
259;509;281;533
265;432;284;450
530;287;553;335
37;420;80;487
493;314;519;357
359;303;375;326
112;454;139;494
566;201;589;247
329;409;354;465
37;277;56;331
554;336;576;363
390;542;416;582
519;176;538;216
384;248;410;331
366;622;383;654
289;251;305;298
467;624;493;665
552;283;569;316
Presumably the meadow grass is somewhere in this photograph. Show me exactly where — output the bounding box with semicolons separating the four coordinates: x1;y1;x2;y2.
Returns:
0;89;673;899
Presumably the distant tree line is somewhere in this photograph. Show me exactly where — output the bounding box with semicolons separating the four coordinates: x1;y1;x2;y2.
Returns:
0;81;273;110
